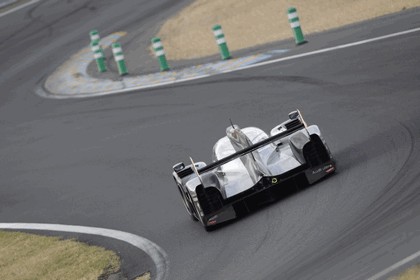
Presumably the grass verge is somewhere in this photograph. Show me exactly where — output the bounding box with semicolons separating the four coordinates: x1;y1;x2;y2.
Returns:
0;230;120;280
157;0;420;60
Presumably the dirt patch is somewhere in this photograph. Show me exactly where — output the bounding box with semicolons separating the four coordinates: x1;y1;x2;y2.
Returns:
389;264;420;280
157;0;420;60
135;272;151;280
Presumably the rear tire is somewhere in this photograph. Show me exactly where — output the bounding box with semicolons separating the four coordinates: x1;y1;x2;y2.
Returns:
186;192;199;221
177;185;198;221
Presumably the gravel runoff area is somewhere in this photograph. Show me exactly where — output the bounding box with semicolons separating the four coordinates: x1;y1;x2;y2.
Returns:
157;0;420;60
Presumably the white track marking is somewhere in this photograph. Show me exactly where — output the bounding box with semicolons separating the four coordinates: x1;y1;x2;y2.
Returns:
234;27;420;73
0;0;40;18
0;223;169;280
367;250;420;280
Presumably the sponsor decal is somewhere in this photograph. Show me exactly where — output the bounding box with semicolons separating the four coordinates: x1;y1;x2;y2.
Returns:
312;164;334;175
207;218;217;226
312;168;322;175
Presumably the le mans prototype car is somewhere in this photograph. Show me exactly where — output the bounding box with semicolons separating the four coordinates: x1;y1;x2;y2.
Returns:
172;110;335;230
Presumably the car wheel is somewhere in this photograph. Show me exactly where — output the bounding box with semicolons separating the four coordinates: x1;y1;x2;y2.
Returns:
178;185;198;221
185;191;199;221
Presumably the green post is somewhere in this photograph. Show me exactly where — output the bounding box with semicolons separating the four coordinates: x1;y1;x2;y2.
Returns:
91;41;107;73
212;25;231;60
112;42;128;76
89;29;105;58
151;37;170;71
89;29;100;43
287;7;307;45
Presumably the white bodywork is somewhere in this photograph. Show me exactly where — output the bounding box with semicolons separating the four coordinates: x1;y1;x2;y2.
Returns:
210;126;321;198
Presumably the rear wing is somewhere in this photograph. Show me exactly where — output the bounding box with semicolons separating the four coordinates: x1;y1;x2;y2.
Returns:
198;116;305;175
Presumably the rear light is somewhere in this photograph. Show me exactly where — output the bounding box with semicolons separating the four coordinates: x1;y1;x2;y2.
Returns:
326;167;335;173
207;220;217;226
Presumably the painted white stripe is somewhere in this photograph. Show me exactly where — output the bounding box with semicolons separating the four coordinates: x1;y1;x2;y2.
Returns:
0;223;169;280
213;29;223;36
0;0;40;18
94;53;103;59
288;12;298;20
290;21;300;28
91;45;100;52
153;42;163;49
155;50;165;57
112;47;122;54
114;55;125;61
367;250;420;280
236;27;420;73
216;38;226;45
90;34;100;41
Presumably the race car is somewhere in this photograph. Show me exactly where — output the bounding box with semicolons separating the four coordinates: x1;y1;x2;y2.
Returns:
172;110;335;230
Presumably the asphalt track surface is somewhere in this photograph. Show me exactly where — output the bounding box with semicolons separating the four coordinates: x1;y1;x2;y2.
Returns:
1;1;420;279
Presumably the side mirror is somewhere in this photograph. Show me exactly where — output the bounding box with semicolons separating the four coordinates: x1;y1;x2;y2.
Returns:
288;110;299;120
173;162;185;172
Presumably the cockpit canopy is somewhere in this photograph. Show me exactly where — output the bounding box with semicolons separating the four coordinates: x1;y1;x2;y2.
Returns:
212;126;269;162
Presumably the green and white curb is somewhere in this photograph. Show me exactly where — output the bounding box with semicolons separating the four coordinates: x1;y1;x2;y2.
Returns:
288;7;306;45
42;32;277;99
89;29;105;58
91;41;106;73
44;32;127;96
212;24;231;60
89;29;100;43
112;42;128;76
152;37;170;72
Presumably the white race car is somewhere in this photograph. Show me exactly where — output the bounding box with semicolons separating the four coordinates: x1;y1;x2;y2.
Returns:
172;110;335;230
